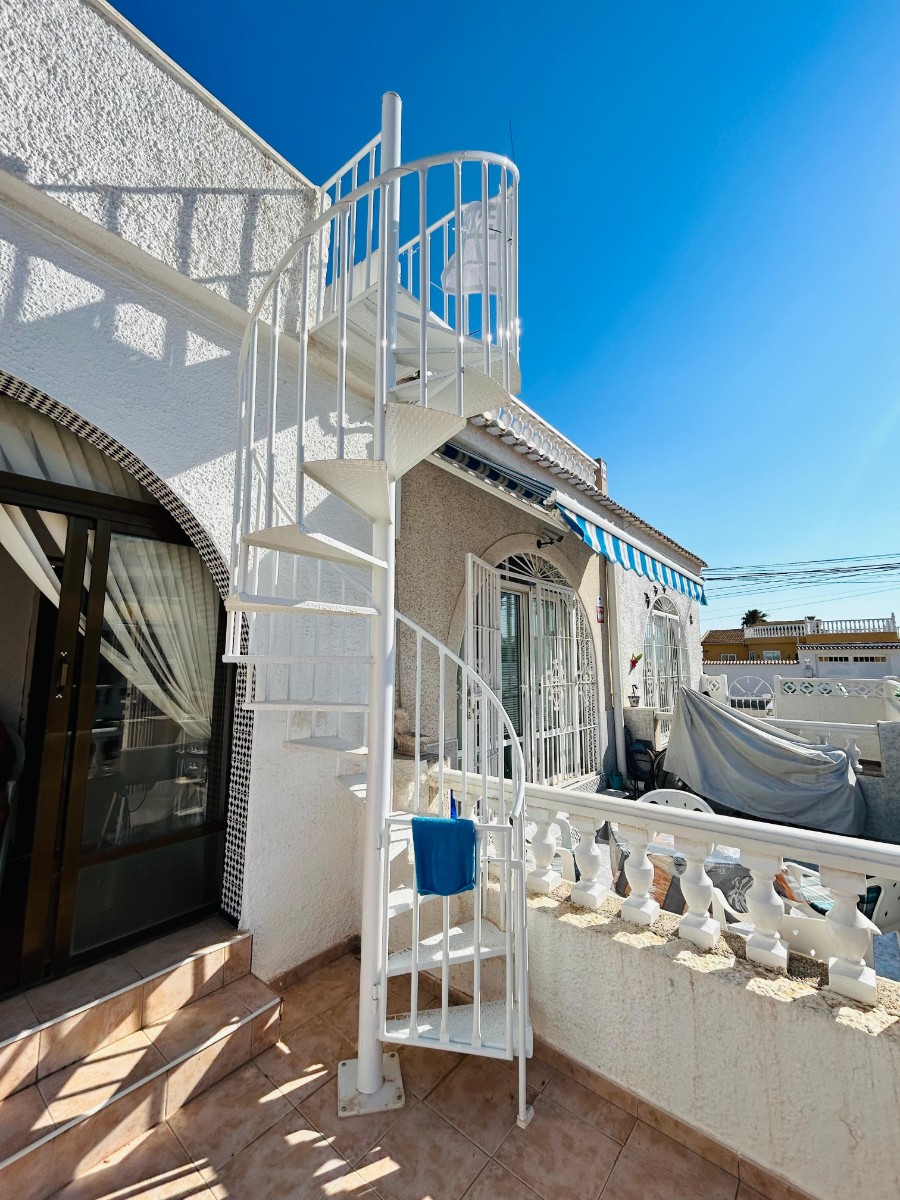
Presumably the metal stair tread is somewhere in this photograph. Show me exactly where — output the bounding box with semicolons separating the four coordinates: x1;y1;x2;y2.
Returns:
338;772;367;799
241;526;386;569
387;919;507;976
226;594;377;618
383;1000;531;1056
303;459;391;523
385;405;466;480
386;885;442;920
282;735;368;755
224;654;374;666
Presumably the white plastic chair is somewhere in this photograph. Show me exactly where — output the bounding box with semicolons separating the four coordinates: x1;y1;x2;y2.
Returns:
645;788;715;814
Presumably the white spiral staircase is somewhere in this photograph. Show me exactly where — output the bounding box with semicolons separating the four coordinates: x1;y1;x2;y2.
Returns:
226;94;532;1126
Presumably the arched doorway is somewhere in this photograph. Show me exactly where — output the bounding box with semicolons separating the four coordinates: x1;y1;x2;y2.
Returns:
0;396;232;989
466;551;600;786
642;596;687;711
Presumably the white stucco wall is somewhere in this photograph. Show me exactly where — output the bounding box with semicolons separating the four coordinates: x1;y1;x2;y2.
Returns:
0;0;318;312
525;891;900;1200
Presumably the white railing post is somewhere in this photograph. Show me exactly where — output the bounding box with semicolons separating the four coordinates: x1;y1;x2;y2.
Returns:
743;851;788;971
619;825;660;926
820;865;878;1005
570;816;611;911
527;807;562;894
676;839;720;950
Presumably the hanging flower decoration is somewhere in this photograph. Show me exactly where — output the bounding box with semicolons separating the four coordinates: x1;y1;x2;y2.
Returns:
629;652;642;672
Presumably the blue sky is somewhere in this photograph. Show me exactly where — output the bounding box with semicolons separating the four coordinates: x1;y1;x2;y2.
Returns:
115;0;900;629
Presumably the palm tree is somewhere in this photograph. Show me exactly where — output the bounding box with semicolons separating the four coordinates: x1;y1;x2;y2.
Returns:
741;608;768;628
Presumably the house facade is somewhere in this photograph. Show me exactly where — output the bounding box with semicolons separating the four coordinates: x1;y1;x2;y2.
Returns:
0;0;705;994
702;614;900;676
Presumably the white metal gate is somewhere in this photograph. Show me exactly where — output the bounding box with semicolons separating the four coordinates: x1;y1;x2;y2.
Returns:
465;554;600;784
465;554;503;777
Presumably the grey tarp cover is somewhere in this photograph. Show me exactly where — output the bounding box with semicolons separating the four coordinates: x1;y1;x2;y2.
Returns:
665;688;865;836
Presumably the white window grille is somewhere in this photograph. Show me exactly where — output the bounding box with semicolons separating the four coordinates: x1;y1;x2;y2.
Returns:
643;597;687;710
763;650;782;662
465;553;600;786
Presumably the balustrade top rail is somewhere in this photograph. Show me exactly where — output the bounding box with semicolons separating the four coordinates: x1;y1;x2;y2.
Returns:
442;768;900;883
744;617;897;639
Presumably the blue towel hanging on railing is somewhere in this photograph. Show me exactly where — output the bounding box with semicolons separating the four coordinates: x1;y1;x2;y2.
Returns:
411;813;476;897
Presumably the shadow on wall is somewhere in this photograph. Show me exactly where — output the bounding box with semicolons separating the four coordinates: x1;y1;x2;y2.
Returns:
0;154;315;317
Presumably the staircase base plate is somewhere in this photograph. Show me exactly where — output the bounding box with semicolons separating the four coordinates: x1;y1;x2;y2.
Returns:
337;1051;405;1118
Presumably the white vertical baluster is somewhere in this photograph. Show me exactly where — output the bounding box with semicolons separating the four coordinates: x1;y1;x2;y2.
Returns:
264;278;282;529
440;894;450;1041
336;206;350;459
619;824;660;926
348;161;358;302
481;160;490;373
408;845;420;1036
526;807;562;894
296;242;310;525
419;169;428;408
676;838;720;950
820;865;878;1005
509;173;519;365
414;631;422;812
845;736;862;774
453;160;464;417
438;651;445;816
570;816;610;911
499;168;510;393
743;851;789;970
472;828;483;1047
443;221;449;324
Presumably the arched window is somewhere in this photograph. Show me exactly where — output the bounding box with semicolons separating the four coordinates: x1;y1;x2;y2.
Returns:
643;596;686;711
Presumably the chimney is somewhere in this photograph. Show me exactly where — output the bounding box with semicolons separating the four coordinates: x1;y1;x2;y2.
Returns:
594;458;607;495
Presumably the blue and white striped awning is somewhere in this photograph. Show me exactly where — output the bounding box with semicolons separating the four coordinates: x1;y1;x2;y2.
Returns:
556;496;707;605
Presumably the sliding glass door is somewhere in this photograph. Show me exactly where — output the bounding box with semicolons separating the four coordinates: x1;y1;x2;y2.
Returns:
0;476;229;988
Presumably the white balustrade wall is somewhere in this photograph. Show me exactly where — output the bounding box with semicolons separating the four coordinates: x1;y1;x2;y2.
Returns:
443;771;900;1008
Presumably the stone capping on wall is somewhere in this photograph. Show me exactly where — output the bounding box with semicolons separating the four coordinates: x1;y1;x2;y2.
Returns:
0;369;252;924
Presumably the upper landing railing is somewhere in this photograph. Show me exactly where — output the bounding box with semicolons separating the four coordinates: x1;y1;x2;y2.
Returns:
230;148;520;605
745;617;898;639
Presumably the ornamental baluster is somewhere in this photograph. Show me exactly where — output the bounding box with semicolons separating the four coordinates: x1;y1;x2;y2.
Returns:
676;838;720;951
527;807;563;895
570;817;610;911
844;737;862;774
619;824;660;926
820;865;879;1005
742;851;788;970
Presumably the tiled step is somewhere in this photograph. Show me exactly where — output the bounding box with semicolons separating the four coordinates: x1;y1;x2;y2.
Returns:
0;974;280;1200
0;918;251;1100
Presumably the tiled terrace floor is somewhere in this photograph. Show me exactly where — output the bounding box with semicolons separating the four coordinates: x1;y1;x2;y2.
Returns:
49;953;762;1200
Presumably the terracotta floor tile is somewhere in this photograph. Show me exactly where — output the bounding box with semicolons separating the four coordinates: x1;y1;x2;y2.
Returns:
164;1024;252;1116
39;992;144;1082
495;1094;620;1200
222;936;252;985
145;987;249;1062
299;1075;416;1166
278;957;360;1034
626;1122;737;1200
28;959;141;1024
141;952;225;1026
38;1030;165;1126
0;1080;54;1159
355;1102;488;1200
736;1188;768;1200
498;1053;555;1094
601;1148;707;1200
323;978;419;1047
426;1055;534;1155
125;924;225;979
544;1072;635;1145
462;1161;542;1200
0;1026;40;1100
254;1016;352;1106
206;1107;367;1200
395;1045;461;1099
227;974;278;1014
49;1121;212;1200
168;1060;291;1174
0;991;38;1043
